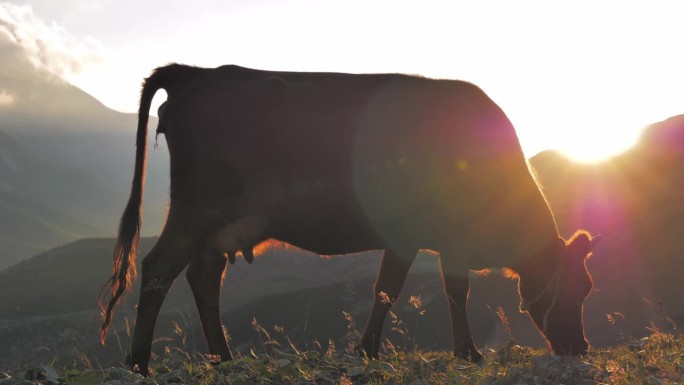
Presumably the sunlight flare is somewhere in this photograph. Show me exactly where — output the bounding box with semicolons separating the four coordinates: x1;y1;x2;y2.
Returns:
520;121;645;163
557;131;641;163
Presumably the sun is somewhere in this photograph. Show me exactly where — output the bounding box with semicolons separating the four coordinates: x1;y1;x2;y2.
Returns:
520;124;645;164
556;131;641;164
519;127;643;163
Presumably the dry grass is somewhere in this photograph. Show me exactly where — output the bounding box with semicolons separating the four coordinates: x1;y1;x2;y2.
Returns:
2;329;683;384
3;297;684;384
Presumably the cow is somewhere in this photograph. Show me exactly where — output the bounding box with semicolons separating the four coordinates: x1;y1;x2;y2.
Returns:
100;64;598;376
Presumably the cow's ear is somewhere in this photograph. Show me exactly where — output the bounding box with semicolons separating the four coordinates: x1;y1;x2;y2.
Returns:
567;230;596;260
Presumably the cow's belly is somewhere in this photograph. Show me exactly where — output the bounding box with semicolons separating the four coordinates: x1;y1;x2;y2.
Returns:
267;192;387;255
266;188;459;256
232;158;503;257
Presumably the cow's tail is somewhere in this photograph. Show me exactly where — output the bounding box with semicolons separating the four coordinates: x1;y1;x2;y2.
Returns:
99;67;173;344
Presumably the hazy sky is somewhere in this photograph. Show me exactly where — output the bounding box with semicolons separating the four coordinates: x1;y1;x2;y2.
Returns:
1;0;682;160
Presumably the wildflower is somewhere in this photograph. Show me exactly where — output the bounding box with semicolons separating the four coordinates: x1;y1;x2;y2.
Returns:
379;291;394;305
409;295;422;309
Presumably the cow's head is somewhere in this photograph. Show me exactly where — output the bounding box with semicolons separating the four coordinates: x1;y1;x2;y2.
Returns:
518;230;598;355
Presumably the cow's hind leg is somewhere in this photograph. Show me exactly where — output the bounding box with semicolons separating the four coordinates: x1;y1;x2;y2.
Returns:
186;246;232;362
358;248;417;358
439;257;484;363
130;219;195;375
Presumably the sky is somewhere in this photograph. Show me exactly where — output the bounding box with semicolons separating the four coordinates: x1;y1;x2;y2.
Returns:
1;0;682;161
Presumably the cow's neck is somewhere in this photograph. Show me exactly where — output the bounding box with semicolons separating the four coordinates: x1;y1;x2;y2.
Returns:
497;189;562;268
513;227;563;289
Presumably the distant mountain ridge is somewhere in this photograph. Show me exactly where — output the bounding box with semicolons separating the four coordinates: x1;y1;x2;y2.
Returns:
0;31;169;270
0;28;125;132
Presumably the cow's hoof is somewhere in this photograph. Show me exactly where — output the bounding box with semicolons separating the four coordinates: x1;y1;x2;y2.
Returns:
455;348;484;364
354;343;378;360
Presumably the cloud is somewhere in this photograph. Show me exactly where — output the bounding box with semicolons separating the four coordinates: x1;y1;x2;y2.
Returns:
0;2;105;79
0;89;14;106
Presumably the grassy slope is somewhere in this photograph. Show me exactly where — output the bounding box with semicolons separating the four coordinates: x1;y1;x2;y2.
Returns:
2;331;683;384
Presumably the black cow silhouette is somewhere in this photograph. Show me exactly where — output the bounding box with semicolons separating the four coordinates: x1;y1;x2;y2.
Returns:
100;64;597;375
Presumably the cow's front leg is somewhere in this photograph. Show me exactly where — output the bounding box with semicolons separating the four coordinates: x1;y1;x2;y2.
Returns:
358;248;417;358
439;257;483;363
186;246;232;362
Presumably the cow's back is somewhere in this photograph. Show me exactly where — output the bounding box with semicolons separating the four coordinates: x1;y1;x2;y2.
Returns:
160;66;547;260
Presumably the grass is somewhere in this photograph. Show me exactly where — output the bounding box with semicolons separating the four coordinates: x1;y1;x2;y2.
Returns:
3;331;684;384
2;301;684;385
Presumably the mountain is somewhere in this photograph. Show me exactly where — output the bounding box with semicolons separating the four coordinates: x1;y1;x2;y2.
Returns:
0;238;378;321
0;32;169;270
0;125;102;267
